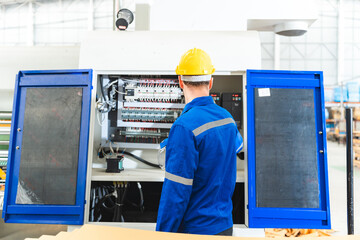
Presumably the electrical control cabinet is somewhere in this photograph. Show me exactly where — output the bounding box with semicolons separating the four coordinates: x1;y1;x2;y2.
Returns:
2;70;330;230
89;74;245;226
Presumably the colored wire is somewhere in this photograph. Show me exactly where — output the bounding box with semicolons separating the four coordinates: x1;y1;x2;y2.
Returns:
100;148;161;168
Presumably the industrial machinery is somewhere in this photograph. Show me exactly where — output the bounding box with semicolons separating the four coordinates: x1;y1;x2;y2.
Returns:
2;31;331;231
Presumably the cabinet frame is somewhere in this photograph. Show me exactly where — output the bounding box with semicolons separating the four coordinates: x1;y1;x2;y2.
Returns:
2;70;92;224
246;70;331;229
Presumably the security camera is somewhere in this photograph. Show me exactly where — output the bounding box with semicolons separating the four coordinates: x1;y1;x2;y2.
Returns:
274;21;308;37
116;8;134;31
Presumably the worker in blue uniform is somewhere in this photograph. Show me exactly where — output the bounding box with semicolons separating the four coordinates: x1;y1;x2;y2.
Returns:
156;48;243;236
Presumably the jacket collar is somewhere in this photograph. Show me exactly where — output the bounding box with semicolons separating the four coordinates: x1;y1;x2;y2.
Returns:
182;96;215;114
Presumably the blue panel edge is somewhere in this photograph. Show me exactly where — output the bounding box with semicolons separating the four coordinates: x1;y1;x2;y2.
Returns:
2;73;21;221
2;69;93;225
249;217;331;229
18;69;92;76
246;69;331;229
246;69;323;76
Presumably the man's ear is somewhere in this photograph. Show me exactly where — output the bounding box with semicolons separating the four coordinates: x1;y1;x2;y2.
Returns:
178;76;184;89
209;78;213;90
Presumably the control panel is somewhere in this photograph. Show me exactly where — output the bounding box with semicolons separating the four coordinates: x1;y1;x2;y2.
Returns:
222;92;242;128
97;76;243;148
210;92;242;129
210;92;221;105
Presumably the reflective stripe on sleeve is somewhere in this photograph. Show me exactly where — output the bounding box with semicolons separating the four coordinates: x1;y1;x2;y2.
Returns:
192;118;236;137
165;171;193;186
236;142;243;153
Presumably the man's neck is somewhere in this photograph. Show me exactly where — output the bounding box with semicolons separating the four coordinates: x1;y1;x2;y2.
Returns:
184;88;209;104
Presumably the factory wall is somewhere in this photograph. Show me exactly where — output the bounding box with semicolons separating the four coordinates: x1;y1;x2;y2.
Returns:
0;0;113;45
0;0;359;88
260;0;360;86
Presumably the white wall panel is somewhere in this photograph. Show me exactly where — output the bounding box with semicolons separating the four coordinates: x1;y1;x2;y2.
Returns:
79;31;261;72
0;46;80;110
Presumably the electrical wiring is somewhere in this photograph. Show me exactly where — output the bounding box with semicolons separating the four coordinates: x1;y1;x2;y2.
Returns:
98;146;109;159
105;79;118;88
114;88;126;94
98;78;117;113
102;148;107;158
112;182;128;222
99;77;108;102
137;182;144;213
122;151;161;168
124;182;144;214
118;77;145;83
96;111;105;126
90;188;96;222
106;80;126;94
109;141;115;154
90;182;146;222
99;147;161;168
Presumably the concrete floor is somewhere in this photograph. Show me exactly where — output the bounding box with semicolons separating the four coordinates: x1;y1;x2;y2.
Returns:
327;141;360;235
0;141;359;239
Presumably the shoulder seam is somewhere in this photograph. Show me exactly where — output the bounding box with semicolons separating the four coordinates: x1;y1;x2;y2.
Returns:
171;122;196;137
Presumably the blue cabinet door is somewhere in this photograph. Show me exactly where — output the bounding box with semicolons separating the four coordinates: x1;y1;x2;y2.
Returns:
247;70;330;229
2;70;92;224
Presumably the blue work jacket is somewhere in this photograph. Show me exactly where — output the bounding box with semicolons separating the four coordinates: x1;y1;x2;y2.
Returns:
156;96;243;235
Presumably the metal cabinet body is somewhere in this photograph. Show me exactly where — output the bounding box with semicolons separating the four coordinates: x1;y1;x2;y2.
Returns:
3;69;330;230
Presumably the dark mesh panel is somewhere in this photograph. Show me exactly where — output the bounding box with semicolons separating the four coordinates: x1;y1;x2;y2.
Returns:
254;88;319;208
16;87;82;205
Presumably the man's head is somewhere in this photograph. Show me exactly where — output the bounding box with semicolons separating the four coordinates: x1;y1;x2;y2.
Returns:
176;48;215;103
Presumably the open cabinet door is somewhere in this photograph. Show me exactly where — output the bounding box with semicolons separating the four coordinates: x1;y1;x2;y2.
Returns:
247;70;330;229
2;70;92;224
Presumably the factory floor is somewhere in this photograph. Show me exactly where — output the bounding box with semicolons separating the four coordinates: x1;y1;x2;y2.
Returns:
0;141;359;239
327;140;360;235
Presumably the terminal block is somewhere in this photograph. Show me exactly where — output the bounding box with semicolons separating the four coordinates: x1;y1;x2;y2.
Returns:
115;127;169;144
121;108;182;123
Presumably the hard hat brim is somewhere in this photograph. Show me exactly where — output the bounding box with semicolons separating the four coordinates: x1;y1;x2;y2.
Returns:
180;75;212;82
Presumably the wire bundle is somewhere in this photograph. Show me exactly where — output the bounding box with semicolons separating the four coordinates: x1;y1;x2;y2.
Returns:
98;147;162;168
89;182;145;222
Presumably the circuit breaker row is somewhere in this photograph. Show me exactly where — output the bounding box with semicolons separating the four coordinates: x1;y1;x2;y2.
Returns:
124;79;183;103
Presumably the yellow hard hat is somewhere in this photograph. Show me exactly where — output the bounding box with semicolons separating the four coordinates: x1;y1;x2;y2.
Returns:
176;48;215;76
